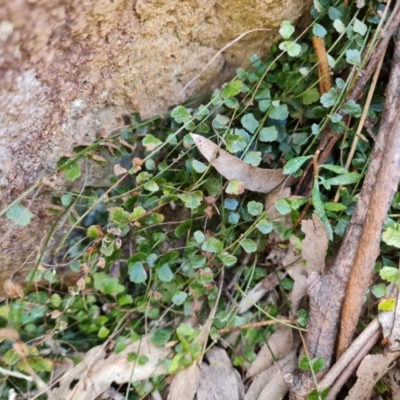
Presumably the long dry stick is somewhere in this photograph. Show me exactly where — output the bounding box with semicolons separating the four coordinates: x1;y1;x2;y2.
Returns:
289;8;400;399
325;329;381;400
306;30;400;365
337;33;400;356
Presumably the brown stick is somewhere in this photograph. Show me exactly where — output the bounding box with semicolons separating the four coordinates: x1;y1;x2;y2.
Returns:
312;36;332;95
325;329;381;400
296;6;400;376
337;33;400;356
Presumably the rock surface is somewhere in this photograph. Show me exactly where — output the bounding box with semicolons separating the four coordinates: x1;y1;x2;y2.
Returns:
0;0;311;295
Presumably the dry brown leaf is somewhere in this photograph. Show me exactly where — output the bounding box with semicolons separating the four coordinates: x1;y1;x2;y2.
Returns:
48;310;62;319
301;212;329;271
97;257;106;269
76;278;86;292
52;337;172;400
113;164;128;176
244;350;297;400
382;285;400;351
0;328;20;342
386;365;400;400
346;352;400;400
191;134;295;193
246;325;293;379
3;280;24;299
286;212;328;312
119;137;137;151
204;196;216;205
132;157;143;173
204;206;213;218
196;347;244;400
90;154;107;163
167;277;222;400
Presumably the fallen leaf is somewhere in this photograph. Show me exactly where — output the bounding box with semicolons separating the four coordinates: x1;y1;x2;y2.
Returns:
76;278;86;292
346;352;400;400
48;310;62;319
3;280;24;299
119;137;137;151
204;206;213;218
97;257;106;269
204;196;217;205
244;350;297;400
168;277;222;400
90;154;107;163
196;347;244;400
301;212;329;271
386;365;400;400
286;212;328;312
191;134;296;193
378;285;400;351
42;176;57;188
0;328;20;342
52;337;172;400
246;325;294;378
132;157;143;166
113;164;128;176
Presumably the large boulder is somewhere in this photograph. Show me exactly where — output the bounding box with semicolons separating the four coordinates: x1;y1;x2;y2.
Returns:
0;0;311;295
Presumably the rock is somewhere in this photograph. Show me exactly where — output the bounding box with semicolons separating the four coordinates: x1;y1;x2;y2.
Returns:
0;0;311;296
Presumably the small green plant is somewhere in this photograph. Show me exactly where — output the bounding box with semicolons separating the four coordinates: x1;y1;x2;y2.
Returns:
0;0;395;397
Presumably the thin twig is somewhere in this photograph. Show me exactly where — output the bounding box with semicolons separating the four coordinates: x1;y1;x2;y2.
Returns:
317;318;381;391
324;329;381;400
218;319;291;334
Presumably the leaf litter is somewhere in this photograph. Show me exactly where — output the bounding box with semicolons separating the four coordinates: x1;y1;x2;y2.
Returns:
52;336;172;399
191;134;296;193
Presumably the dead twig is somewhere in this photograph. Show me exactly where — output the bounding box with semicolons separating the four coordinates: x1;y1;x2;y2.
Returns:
337;31;400;356
319;318;381;399
325;329;381;400
312;36;332;95
218;319;290;335
289;6;400;398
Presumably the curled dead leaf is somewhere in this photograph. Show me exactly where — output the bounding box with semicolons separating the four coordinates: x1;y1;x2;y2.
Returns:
191;134;296;193
52;336;172;399
132;157;143;173
0;328;20;342
90;154;107;163
48;310;63;319
113;164;128;176
97;257;106;268
4;280;24;298
76;278;86;292
204;206;213;218
119;137;137;151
